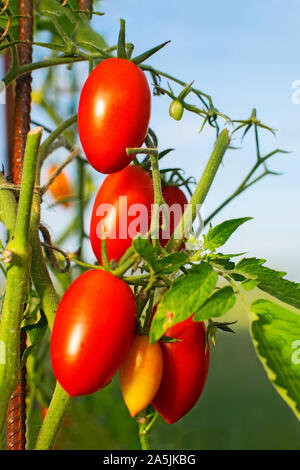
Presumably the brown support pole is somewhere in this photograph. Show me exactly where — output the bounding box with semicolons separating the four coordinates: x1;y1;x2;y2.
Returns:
6;0;33;451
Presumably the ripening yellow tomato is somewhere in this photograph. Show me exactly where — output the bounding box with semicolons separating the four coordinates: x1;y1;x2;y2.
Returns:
119;335;163;417
46;165;73;208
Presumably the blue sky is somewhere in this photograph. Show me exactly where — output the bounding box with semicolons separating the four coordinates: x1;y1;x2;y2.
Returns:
0;0;299;280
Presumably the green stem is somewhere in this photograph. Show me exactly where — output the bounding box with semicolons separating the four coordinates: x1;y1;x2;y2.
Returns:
3;56;84;87
113;254;138;277
39;114;78;164
35;382;71;450
170;129;230;246
138;420;151;450
30;193;60;331
204;149;278;226
140;64;212;104
146;142;166;251
137;409;158;450
77;157;85;260
0;127;42;438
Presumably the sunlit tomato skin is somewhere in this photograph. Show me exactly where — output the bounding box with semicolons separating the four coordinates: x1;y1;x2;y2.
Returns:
46;164;73;207
50;269;137;397
78;58;151;174
90;165;154;264
152;315;209;424
160;185;188;247
119;335;163;417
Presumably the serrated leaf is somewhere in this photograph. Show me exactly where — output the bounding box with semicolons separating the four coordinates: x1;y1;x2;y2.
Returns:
133;237;188;274
150;262;218;342
36;0;107;50
132;236;156;271
203;217;252;252
210;257;235;271
241;279;257;291
153;251;189;274
236;257;300;309
194;286;236;321
251;299;300;420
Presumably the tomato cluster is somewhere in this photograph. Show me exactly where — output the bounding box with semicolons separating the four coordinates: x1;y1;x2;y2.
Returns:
50;57;210;427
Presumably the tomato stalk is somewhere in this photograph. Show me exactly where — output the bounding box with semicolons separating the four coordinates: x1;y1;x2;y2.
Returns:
39;114;78;165
34;383;70;450
29;194;60;332
0;128;42;441
137;410;159;450
169;129;230;250
126;140;167;252
41;147;80;196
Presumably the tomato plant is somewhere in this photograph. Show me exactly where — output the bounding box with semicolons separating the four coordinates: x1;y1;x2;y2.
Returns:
152;315;209;424
50;269;137;397
78;58;151;174
120;335;163;417
90;165;154;263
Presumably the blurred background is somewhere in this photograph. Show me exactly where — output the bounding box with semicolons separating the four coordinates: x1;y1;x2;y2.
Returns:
0;0;300;450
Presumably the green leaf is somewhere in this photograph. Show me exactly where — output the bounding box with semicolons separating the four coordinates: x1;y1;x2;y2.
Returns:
132;236;156;271
36;0;107;51
24;311;47;346
132;236;188;274
236;257;300;310
241;279;257;291
194;286;236;321
150;262;218;342
209;252;247;260
203;217;252;252
21;312;48;367
251;299;300;420
131;40;171;65
154;251;189;274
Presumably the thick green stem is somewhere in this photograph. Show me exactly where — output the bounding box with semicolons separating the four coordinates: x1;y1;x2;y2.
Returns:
170;129;230;246
139;426;151;450
137;410;158;450
0;127;42;438
35;382;71;450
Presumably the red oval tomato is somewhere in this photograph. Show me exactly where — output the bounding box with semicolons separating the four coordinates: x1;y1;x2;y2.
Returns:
90;165;154;264
50;269;137;397
160;185;188;247
152;315;209;424
78;58;151;174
